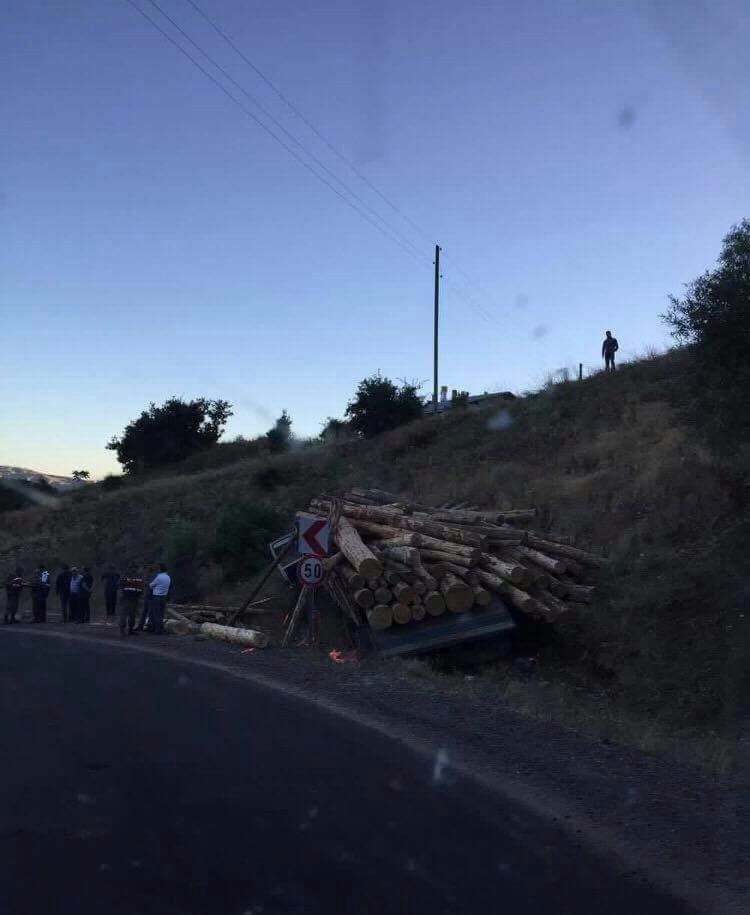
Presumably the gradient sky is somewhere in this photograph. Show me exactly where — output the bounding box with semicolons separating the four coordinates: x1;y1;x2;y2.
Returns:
2;0;748;478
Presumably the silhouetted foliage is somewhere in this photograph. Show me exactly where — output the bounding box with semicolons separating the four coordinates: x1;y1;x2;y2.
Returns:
266;409;293;454
72;470;90;481
211;499;286;580
345;374;424;438
164;515;199;600
107;397;233;473
319;416;353;444
663;219;750;446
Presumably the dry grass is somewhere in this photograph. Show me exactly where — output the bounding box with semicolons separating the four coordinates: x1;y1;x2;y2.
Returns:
2;348;746;770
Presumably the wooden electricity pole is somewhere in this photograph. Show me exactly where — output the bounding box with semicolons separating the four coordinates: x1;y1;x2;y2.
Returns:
433;244;441;413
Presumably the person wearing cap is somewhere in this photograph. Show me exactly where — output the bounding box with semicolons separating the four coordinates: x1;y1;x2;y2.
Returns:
31;565;51;623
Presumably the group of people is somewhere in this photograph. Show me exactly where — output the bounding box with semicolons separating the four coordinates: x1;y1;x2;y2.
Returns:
4;563;172;637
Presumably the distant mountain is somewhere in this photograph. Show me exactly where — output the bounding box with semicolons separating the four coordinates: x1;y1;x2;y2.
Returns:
0;466;83;490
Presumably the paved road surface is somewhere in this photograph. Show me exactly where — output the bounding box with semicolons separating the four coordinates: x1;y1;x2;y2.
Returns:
0;630;689;914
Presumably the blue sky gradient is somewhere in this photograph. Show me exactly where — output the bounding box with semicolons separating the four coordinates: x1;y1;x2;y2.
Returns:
2;0;748;476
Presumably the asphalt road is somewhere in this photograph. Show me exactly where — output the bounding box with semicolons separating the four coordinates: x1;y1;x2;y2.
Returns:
0;630;689;915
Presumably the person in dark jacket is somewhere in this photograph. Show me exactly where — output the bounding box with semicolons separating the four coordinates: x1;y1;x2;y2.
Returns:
4;570;26;625
69;567;83;622
119;570;144;636
602;330;619;372
56;564;72;622
79;567;94;624
32;565;51;623
101;567;120;620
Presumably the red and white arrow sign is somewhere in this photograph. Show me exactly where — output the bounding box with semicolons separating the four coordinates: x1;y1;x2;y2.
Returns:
296;513;331;557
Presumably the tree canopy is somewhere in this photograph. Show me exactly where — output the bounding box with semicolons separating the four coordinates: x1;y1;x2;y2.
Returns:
345;374;424;438
107;397;233;474
266;410;293;453
663;219;750;445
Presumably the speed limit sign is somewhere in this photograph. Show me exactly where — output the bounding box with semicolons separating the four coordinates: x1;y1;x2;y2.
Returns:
297;554;325;587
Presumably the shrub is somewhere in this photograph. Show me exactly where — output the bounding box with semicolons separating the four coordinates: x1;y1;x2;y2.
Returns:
266;410;293;454
163;515;200;600
345;374;424;437
100;474;124;492
211;499;287;580
663;219;750;447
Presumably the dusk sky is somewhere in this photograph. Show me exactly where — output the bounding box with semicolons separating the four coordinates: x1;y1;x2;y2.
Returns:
2;0;748;478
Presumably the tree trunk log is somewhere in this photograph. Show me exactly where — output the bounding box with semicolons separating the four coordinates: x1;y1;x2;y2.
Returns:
367;604;393;630
200;622;269;648
562;581;595;603
353;588;375;609
472;585;492;607
322;552;343;572
412;564;439;591
411;600;426;622
339;563;366;592
390;516;488;548
480;553;528;585
517;545;567;575
439;572;474;613
423;591;446;616
413;534;480;560
533;587;568;617
378;545;420;566
376;530;422;550
393;581;415;604
374;585;392;604
392;602;412;624
333;517;383;578
526;536;608;567
419;549;476;567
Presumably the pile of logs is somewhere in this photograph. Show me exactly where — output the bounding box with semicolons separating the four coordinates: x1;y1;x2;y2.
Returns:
312;488;607;631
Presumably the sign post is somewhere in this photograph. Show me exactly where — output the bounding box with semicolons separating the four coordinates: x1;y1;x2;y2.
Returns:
296;512;331;558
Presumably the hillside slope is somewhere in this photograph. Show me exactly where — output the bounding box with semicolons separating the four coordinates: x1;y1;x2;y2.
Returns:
2;350;746;768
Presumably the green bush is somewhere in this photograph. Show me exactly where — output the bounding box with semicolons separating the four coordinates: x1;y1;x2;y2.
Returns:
163;515;200;600
211;499;286;580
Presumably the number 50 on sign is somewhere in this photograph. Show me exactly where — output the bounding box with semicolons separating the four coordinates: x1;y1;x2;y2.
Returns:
297;554;325;587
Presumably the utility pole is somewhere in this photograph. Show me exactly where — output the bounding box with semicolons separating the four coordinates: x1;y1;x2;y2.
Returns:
433;244;441;413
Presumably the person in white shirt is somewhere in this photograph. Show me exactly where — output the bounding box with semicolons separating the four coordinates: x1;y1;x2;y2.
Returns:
147;564;171;634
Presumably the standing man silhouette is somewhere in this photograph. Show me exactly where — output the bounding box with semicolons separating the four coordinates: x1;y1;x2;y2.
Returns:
602;330;619;372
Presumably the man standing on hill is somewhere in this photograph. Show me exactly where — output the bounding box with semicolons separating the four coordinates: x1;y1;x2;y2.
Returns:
32;565;50;623
602;330;619;372
56;564;72;622
147;564;171;635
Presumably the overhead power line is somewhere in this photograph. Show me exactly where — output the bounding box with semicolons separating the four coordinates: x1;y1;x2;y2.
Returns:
183;0;435;249
143;0;429;263
123;0;428;265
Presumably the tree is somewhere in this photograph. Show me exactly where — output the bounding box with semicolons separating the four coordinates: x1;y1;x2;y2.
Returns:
107;397;233;474
266;409;293;453
320;416;352;444
663;219;750;445
71;470;90;481
345;374;424;438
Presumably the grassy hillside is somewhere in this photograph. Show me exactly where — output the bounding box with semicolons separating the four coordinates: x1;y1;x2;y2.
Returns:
2;349;746;769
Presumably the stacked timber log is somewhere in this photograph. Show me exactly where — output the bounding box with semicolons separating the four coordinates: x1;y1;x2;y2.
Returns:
308;490;606;631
